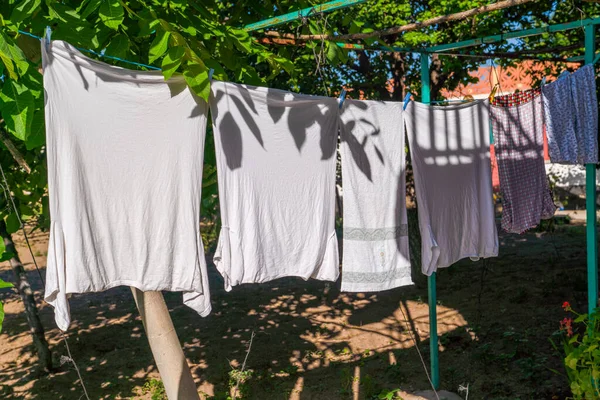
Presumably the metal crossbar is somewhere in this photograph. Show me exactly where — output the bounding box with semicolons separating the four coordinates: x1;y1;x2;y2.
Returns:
244;0;368;32
429;18;600;52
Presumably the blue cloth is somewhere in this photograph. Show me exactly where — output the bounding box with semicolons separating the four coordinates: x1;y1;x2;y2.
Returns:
570;64;598;164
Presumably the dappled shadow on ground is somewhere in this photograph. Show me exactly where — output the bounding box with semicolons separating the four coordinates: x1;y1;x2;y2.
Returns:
0;223;586;399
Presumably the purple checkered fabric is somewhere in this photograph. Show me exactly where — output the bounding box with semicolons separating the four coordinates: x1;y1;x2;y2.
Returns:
491;88;541;107
490;95;556;234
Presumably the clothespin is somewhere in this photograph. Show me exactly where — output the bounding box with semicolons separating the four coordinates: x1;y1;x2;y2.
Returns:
402;92;411;110
487;84;498;145
489;84;498;103
208;68;214;81
541;76;547;86
45;26;51;50
338;88;347;109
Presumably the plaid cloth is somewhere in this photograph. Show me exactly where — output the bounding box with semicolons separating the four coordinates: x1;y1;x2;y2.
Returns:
490;95;556;234
491;88;541;107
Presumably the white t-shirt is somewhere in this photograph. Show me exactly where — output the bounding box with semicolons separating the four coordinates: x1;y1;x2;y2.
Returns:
405;100;498;275
340;100;412;292
209;81;339;289
43;41;211;331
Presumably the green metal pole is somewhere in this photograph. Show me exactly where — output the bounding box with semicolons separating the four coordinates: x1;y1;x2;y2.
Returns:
428;17;600;52
420;52;440;390
585;24;598;316
244;0;368;32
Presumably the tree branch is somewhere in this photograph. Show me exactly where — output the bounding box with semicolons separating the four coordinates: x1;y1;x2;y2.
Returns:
0;220;53;372
0;124;31;174
261;0;536;41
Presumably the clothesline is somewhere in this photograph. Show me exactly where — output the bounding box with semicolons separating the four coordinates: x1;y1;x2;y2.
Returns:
43;39;598;331
12;30;500;105
14;29;574;89
16;30;161;71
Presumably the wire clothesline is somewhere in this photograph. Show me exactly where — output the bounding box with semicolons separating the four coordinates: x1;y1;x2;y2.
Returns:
17;30;161;71
15;29;529;107
17;27;578;83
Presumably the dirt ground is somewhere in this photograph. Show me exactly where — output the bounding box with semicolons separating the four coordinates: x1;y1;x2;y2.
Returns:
0;219;590;399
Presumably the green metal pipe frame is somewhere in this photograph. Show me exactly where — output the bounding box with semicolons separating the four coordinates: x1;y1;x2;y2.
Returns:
332;17;600;60
585;25;598;316
335;41;574;62
244;0;368;32
246;4;600;389
420;52;441;390
428;17;600;52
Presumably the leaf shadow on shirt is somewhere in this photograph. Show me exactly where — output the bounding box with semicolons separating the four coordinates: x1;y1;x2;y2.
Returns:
339;100;384;183
210;83;339;171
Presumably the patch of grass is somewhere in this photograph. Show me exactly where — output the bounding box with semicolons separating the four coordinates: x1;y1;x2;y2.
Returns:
339;367;353;396
384;363;406;383
228;368;254;399
141;378;167;400
376;388;403;400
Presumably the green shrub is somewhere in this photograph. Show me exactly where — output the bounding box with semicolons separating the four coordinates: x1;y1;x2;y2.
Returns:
550;302;600;399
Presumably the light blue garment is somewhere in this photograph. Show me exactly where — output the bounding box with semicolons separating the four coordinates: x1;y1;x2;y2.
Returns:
570;64;598;164
542;64;599;165
542;74;577;164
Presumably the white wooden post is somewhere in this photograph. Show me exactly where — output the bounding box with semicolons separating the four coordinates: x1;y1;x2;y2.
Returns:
131;289;200;400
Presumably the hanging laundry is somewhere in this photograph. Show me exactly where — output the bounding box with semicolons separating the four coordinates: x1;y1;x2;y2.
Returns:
492;89;551;159
405;100;498;276
570;64;599;164
491;93;556;234
209;81;339;290
491;88;542;107
542;74;578;163
42;41;212;331
490;88;550;192
339;100;412;292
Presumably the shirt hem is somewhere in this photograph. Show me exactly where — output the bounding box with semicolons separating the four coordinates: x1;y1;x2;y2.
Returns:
230;270;340;288
434;250;498;271
63;279;203;294
340;276;414;293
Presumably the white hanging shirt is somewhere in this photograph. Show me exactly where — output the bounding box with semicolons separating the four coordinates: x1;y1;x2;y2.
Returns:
43;41;211;331
340;100;412;292
405;100;498;275
209;81;339;290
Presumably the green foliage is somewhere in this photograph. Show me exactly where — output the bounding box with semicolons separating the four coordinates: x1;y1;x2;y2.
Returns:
148;28;170;64
377;388;403;400
0;279;13;289
0;80;34;141
4;213;20;233
0;278;14;334
0;300;5;334
98;0;124;30
161;46;185;80
141;378;167;400
183;62;210;101
550;304;600;400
